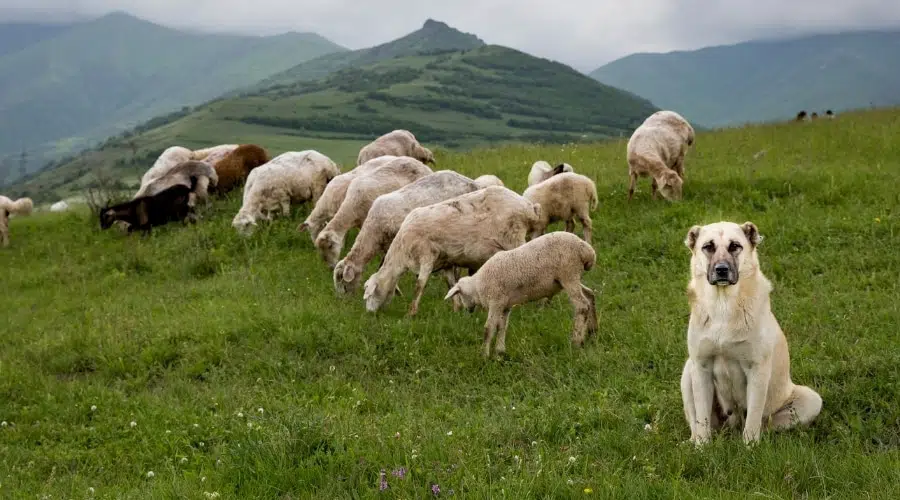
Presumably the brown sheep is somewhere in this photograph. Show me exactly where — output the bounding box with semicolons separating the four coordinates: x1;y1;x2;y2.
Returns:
210;144;270;195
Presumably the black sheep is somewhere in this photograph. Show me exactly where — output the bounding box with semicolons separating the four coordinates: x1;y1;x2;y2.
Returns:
100;182;197;235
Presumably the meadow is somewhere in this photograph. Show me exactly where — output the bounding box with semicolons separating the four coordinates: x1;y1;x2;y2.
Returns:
1;109;899;498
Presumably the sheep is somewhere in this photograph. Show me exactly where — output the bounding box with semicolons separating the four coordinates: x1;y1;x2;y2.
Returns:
50;200;69;212
0;196;33;247
626;110;694;201
209;144;270;195
443;231;598;358
795;111;808;122
528;161;573;187
333;170;491;296
811;112;819;120
356;129;435;166
134;160;219;207
297;155;400;242
362;185;543;316
137;146;193;195
192;144;238;163
522;172;598;243
232;150;341;236
825;109;835;119
473;174;505;188
99;183;196;236
315;157;433;268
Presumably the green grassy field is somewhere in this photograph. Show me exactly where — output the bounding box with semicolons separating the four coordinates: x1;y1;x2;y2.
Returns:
1;109;899;498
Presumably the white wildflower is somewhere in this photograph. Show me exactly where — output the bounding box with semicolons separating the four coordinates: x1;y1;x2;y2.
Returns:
446;431;452;436
0;422;6;427
90;405;97;412
237;412;244;418
180;457;187;464
257;408;264;414
88;487;95;494
130;421;137;428
644;423;652;432
568;456;576;463
146;471;155;478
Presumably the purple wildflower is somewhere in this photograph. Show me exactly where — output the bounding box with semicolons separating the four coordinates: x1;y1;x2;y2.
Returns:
431;483;441;496
392;467;407;479
379;469;388;491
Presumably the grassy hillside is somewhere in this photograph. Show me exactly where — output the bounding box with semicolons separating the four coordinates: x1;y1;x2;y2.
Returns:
1;108;899;497
590;29;900;128
9;44;658;203
0;12;346;181
245;19;487;93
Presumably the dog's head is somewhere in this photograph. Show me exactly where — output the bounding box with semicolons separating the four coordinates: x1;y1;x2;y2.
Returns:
684;221;761;286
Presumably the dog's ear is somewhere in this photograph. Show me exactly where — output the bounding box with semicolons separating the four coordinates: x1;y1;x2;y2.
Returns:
741;221;761;248
684;225;702;250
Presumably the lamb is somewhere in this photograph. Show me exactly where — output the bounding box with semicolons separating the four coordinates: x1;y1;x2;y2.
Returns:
192;144;238;164
137;146;193;195
99;183;196;236
315;157;433;268
473;174;505;188
0;196;33;247
626;110;694;201
356;129;435;166
528;161;573;187
333;170;491;295
232;150;341;236
522;172;598;243
209;144;270;195
297;155;400;242
134;160;219;207
362;186;543;316
444;231;598;358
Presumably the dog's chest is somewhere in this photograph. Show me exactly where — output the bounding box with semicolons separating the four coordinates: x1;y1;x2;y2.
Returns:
690;315;754;362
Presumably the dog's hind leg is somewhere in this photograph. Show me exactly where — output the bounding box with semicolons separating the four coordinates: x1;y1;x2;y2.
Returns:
768;385;823;431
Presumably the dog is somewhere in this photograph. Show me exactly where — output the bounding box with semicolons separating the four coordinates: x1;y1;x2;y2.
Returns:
679;221;822;445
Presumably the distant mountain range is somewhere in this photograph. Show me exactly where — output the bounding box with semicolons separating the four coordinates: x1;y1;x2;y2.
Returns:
0;11;346;182
590;29;900;128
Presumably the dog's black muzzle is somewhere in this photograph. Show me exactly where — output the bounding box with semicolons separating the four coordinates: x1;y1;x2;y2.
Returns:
708;261;737;286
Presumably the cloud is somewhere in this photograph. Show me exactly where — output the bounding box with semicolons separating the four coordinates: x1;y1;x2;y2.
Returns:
3;0;900;70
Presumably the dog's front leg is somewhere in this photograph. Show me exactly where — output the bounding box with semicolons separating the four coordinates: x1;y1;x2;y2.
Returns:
689;357;715;446
742;359;772;444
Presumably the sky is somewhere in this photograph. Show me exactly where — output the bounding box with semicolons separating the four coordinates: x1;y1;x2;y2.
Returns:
2;1;900;70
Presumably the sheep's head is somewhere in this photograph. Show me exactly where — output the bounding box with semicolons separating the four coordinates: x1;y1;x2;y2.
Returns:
418;146;435;165
333;259;363;295
658;171;683;201
99;207;117;230
444;276;478;312
315;230;343;269
362;272;395;312
473;175;504;189
232;211;257;236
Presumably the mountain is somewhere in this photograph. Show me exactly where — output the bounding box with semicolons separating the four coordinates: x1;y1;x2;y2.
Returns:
0;21;74;57
245;19;487;92
0;11;347;182
589;30;900;128
8;26;658;202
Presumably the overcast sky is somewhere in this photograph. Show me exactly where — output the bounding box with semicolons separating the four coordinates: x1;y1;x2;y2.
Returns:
3;1;900;70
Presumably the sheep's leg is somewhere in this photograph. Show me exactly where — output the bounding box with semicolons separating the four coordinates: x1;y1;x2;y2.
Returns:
563;280;593;346
580;284;598;339
408;259;434;317
576;209;593;243
493;308;513;357
0;228;8;247
673;156;685;179
280;196;291;217
482;307;504;358
651;178;658;200
443;268;462;312
565;219;575;233
627;172;637;200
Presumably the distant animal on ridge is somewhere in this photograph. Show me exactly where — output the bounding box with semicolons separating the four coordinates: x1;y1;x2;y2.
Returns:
795;111;808;121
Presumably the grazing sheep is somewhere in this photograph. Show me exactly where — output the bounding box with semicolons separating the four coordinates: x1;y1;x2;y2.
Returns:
137;146;194;195
209;144;270;195
297;155;400;242
0;196;34;247
795;111;808;122
333;170;491;295
192;144;238;163
50;200;69;212
473;174;505;188
134;160;219;207
357;129;435;166
626;110;694;201
444;231;598;358
362;186;542;316
99;183;196;236
232;150;341;236
523;172;598;243
528;161;573;187
315;157;433;268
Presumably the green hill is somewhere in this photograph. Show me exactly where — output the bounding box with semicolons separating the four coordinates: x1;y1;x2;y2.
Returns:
245;19;487;93
8;43;658;203
0;21;73;57
1;108;899;497
0;12;346;181
589;30;900;128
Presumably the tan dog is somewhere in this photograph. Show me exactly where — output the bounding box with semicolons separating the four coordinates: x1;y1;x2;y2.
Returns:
680;221;822;445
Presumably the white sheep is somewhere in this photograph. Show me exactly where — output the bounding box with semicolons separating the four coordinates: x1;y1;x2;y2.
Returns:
232;150;341;236
50;200;69;212
522;172;598;243
357;129;435;166
528;161;573;187
297;155;400;242
333;170;490;296
134;160;219;207
315;157;433;268
473;174;505;188
626;110;694;201
444;231;598;358
362;185;543;316
191;144;238;164
0;195;34;247
136;146;194;196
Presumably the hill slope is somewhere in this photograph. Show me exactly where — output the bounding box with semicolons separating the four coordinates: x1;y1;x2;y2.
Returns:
0;21;74;57
0;12;346;180
1;108;899;497
9;43;658;202
590;30;900;127
245;19;487;92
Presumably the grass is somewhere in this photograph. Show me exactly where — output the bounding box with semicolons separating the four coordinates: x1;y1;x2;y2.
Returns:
1;108;900;498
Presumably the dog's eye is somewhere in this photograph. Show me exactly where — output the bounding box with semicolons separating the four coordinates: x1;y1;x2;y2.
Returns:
702;241;715;252
728;241;742;253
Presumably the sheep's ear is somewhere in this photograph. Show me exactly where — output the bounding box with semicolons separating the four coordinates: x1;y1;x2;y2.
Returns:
342;266;356;283
531;202;542;221
684;225;702;251
444;284;461;300
552;164;567;175
741;221;761;248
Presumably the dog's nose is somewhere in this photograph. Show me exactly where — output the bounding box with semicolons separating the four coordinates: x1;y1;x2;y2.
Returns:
714;263;730;277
